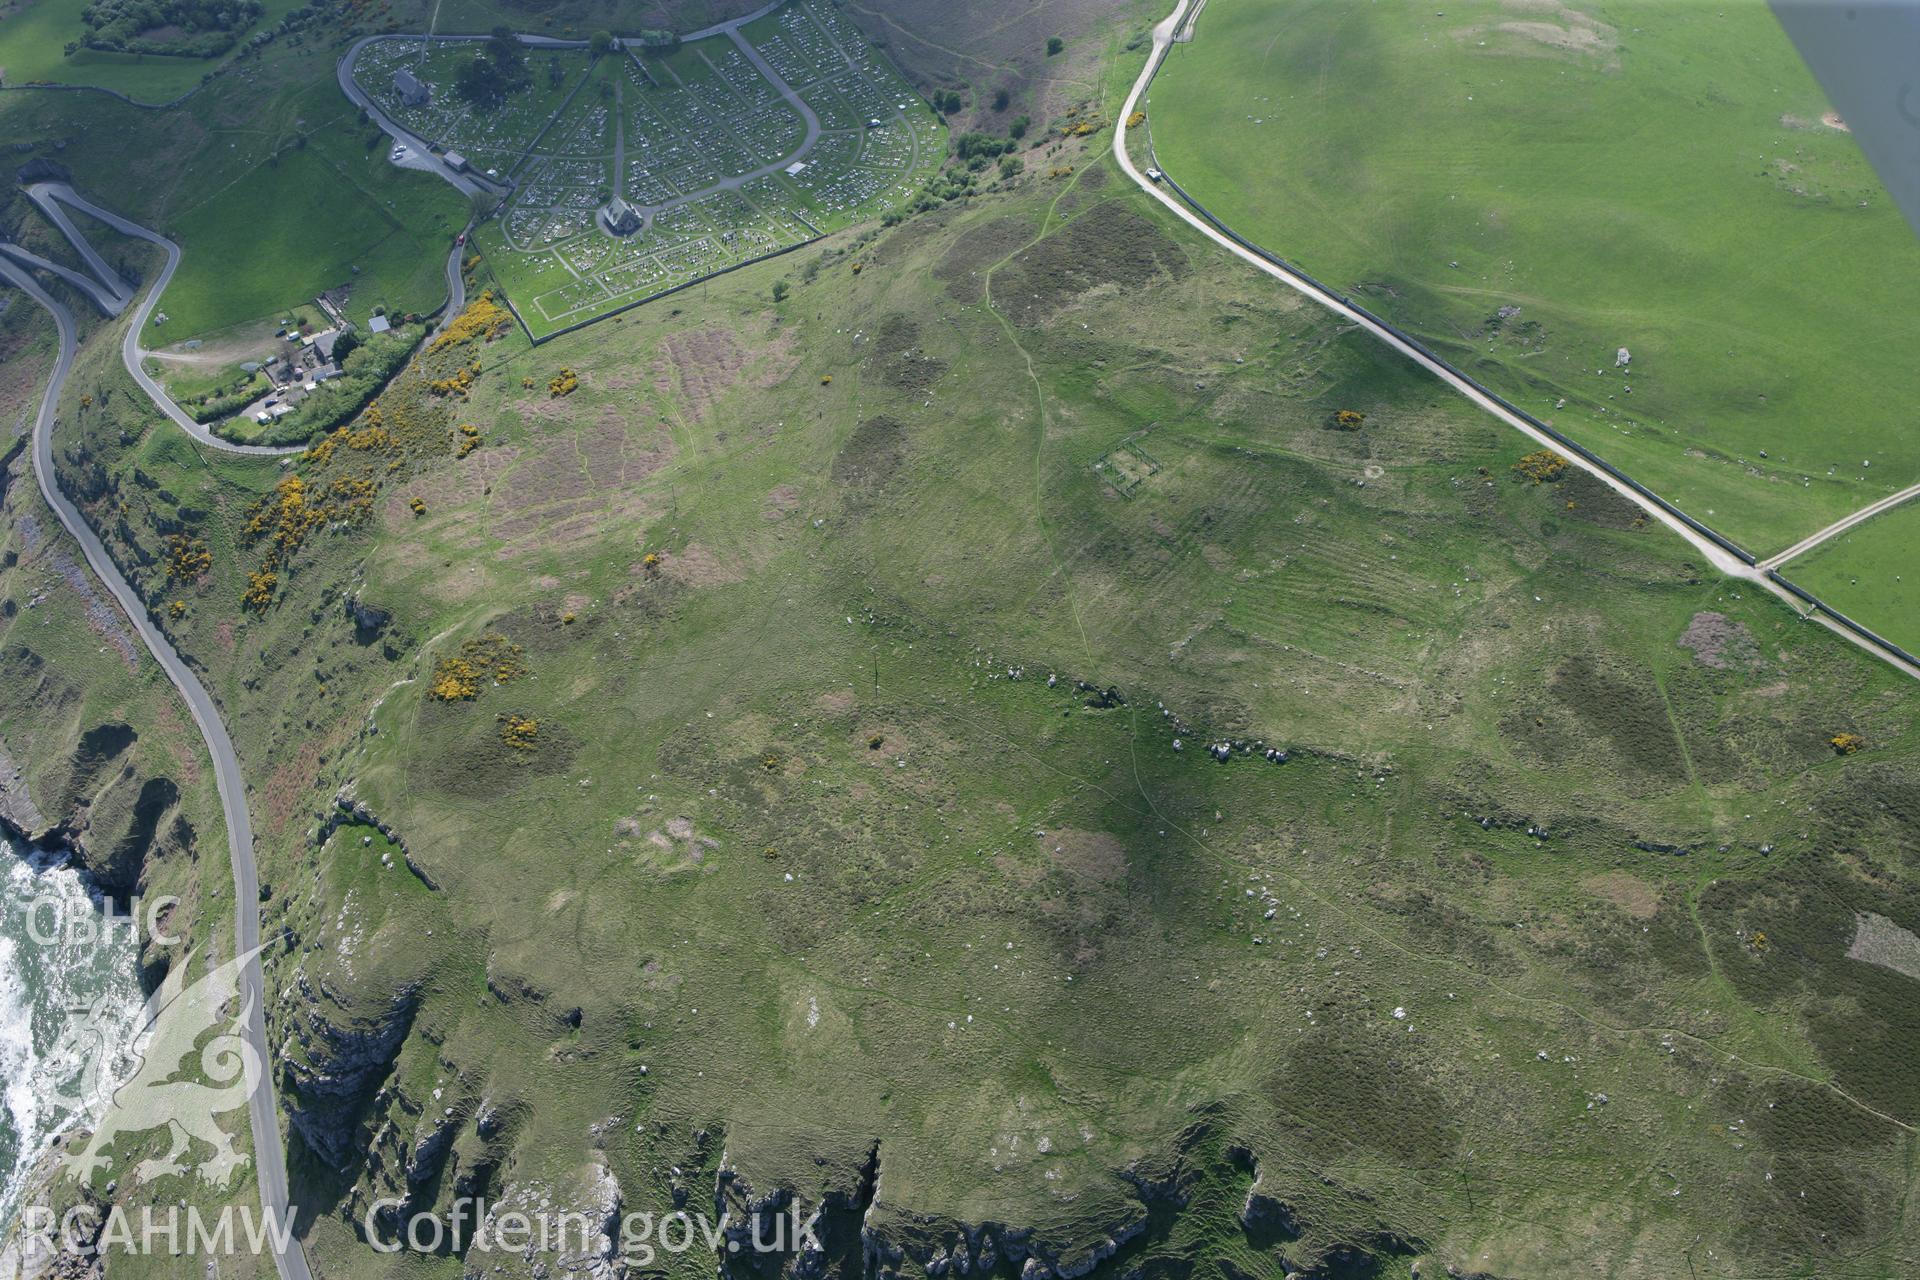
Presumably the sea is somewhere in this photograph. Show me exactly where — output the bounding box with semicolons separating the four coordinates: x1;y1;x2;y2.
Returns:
0;832;147;1237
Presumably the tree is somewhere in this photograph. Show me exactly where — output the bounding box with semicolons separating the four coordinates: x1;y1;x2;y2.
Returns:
955;132;1011;161
456;49;526;108
771;279;791;303
1046;36;1064;56
992;88;1010;111
329;329;361;366
487;25;520;64
589;30;614;58
939;89;962;115
1009;115;1030;140
457;55;504;107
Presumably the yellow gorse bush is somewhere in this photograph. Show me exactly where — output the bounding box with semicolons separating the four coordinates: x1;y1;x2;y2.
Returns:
428;636;528;702
499;714;539;751
429;292;511;354
164;534;211;582
1512;450;1570;484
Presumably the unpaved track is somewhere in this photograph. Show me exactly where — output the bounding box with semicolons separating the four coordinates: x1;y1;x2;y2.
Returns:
1114;0;1920;683
1761;480;1920;571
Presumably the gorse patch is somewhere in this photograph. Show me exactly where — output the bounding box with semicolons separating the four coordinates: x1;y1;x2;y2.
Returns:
1513;449;1570;483
499;714;540;751
231;304;498;613
242;569;277;614
430;292;513;354
164;534;211;583
429;636;529;702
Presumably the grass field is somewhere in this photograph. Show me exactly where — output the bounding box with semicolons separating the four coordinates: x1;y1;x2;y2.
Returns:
42;122;1920;1274
3;42;468;343
1147;0;1920;557
0;0;303;100
12;6;1920;1276
153;116;468;339
1785;500;1920;654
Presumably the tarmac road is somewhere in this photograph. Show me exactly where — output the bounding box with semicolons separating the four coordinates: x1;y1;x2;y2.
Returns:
1114;0;1920;684
439;231;467;335
0;240;127;315
1;256;314;1280
25;183;305;459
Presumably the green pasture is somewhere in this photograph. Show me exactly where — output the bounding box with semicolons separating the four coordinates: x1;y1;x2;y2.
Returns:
0;0;303;101
154;123;467;339
1785;499;1920;656
1148;0;1920;555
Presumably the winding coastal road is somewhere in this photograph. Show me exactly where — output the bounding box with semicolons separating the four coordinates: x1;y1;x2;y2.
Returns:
23;183;306;459
1115;0;1920;684
438;230;468;336
15;186;130;302
0;256;312;1280
0;241;127;316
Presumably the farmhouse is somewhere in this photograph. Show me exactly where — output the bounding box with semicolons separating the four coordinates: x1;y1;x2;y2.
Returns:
394;67;430;107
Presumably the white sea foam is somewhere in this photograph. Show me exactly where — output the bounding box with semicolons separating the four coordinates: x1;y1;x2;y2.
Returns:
0;837;146;1235
0;926;34;1192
